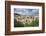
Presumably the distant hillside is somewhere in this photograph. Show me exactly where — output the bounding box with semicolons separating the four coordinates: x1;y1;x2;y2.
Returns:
14;13;39;17
14;13;21;16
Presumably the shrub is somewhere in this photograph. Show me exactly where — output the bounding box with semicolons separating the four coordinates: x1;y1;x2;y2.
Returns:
24;19;39;27
30;19;39;27
14;19;24;27
14;19;39;27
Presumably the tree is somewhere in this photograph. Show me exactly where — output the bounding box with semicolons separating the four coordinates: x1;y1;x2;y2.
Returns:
14;19;24;27
30;19;39;27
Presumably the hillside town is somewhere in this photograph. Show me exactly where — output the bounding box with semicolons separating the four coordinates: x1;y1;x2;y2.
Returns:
14;15;38;25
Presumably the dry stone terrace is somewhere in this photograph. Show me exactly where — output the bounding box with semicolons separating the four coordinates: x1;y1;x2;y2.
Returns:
14;15;38;24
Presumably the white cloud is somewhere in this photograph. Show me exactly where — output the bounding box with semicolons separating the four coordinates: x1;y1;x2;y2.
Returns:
14;8;39;15
32;9;38;13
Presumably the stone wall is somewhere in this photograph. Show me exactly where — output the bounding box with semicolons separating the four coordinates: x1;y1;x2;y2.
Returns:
14;15;37;24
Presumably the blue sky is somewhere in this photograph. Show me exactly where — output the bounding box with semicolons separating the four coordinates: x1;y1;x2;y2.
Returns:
14;8;39;16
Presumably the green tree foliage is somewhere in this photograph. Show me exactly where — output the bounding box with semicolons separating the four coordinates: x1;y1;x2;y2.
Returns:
30;19;39;27
14;19;24;27
24;23;30;27
24;19;39;27
14;19;39;27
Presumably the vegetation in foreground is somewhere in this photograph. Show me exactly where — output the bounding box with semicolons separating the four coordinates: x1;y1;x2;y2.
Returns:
14;19;39;27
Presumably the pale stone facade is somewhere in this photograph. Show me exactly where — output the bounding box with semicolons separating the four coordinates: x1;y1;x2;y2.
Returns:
14;15;38;24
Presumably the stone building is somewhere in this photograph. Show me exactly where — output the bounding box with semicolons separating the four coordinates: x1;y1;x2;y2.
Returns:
14;15;38;24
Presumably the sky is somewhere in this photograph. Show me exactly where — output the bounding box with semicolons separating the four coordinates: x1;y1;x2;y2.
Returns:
14;8;39;16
